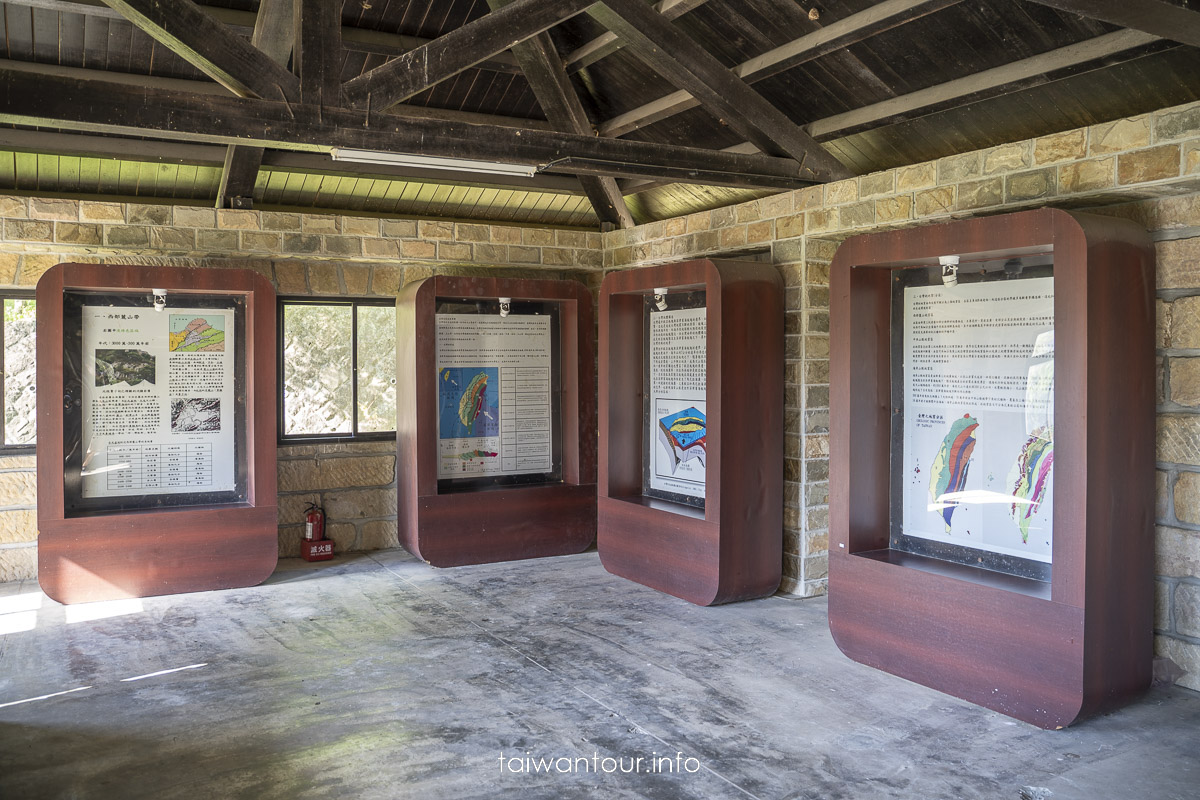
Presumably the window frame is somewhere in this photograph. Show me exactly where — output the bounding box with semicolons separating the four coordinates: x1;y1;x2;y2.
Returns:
1;290;37;454
276;296;397;444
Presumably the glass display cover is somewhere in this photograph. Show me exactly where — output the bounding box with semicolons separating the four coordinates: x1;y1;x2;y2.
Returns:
62;290;248;516
434;298;562;492
642;290;707;509
891;256;1054;581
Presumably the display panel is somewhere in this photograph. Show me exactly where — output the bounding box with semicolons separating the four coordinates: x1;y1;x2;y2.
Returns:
434;298;562;491
62;290;248;515
643;290;706;509
891;257;1054;581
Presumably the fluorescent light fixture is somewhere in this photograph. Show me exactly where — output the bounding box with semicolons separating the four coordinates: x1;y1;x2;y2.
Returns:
330;148;537;177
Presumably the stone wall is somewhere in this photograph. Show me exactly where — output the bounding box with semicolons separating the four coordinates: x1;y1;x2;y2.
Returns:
601;99;1200;689
0;96;1198;691
0;200;594;584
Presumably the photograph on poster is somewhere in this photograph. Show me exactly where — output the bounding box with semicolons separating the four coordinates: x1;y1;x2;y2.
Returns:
646;303;707;504
900;275;1055;565
435;313;552;480
80;304;237;500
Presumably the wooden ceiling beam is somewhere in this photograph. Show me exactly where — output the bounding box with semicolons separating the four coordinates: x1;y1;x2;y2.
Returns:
0;67;809;190
4;0;524;75
342;0;596;111
217;0;296;210
0;128;588;194
1024;0;1200;49
564;0;708;73
294;0;344;107
487;0;633;229
97;0;301;101
589;0;851;182
600;0;960;138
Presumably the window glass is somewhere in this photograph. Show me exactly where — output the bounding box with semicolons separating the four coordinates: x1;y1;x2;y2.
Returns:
3;298;36;446
356;305;397;433
282;304;353;436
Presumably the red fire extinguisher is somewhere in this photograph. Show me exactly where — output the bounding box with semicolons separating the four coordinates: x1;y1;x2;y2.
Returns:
301;502;334;562
304;502;325;541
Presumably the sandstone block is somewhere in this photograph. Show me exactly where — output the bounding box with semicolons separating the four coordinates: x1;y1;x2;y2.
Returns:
0;509;37;544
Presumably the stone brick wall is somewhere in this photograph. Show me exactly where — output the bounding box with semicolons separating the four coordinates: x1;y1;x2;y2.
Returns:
0;200;594;584
602;98;1200;689
1;96;1199;691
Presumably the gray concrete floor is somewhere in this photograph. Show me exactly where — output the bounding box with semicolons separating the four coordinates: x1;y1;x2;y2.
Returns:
0;550;1198;800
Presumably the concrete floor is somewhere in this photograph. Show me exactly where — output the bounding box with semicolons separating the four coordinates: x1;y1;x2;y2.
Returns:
0;550;1198;800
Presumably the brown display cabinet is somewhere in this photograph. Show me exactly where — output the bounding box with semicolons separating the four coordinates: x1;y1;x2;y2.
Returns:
828;208;1155;728
598;260;783;606
396;276;595;567
36;263;278;604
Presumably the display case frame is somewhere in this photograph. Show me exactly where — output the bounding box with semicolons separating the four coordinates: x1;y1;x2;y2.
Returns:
36;263;278;604
828;208;1155;728
396;276;595;567
598;259;783;606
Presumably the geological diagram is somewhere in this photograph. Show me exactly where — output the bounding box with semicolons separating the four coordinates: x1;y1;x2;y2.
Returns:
657;406;707;474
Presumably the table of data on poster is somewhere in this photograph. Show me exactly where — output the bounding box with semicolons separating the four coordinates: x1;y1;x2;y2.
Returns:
103;443;213;491
499;366;551;472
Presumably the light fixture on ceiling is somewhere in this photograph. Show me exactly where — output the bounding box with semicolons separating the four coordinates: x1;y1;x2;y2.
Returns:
329;148;537;177
939;255;959;288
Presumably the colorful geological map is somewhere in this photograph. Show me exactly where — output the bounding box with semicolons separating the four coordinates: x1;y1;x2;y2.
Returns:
928;414;979;531
438;367;499;439
1008;426;1054;542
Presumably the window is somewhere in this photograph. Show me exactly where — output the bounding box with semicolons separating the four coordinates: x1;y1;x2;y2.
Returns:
278;298;397;440
2;294;36;450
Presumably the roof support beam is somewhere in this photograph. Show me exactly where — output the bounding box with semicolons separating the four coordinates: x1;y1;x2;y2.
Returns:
588;0;851;182
217;0;297;210
5;0;524;74
487;0;633;229
343;0;596;111
0;128;588;194
600;0;960;138
806;29;1161;140
565;0;708;72
0;68;810;190
1024;0;1200;49
97;0;301;101
294;0;344;107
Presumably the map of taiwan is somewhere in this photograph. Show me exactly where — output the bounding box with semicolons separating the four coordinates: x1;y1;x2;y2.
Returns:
1009;426;1054;542
929;414;979;531
169;316;225;352
437;367;499;439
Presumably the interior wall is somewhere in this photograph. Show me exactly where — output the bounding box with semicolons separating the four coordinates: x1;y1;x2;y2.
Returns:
0;207;597;580
602;98;1200;689
0;97;1197;691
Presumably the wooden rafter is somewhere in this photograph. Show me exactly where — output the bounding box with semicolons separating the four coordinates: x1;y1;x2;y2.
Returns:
216;0;296;210
342;0;596;111
487;0;633;229
294;0;344;107
565;0;708;72
600;0;961;138
97;0;300;101
5;0;525;74
588;0;851;182
1025;0;1200;49
0;128;589;195
0;68;811;190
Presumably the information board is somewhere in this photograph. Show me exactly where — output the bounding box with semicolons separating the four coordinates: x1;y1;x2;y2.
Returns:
898;275;1055;567
435;313;553;480
645;301;707;505
80;304;237;499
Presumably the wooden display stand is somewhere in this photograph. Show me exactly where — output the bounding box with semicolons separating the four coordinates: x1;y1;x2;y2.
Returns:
396;276;595;566
828;208;1155;728
36;263;278;604
598;260;783;606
